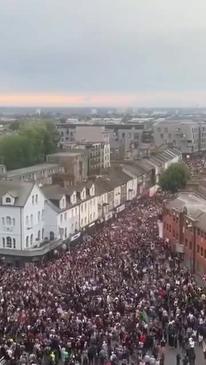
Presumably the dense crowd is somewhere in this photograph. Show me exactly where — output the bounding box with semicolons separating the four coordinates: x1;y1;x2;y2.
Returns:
0;195;205;365
183;155;206;176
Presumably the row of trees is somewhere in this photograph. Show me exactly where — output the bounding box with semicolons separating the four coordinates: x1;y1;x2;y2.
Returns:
0;121;58;170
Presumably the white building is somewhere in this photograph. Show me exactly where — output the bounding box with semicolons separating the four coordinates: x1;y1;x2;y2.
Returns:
77;183;98;229
42;185;80;241
0;182;45;250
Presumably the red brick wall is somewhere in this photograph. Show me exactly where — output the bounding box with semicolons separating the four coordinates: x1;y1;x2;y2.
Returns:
195;229;206;274
163;208;206;274
163;210;180;248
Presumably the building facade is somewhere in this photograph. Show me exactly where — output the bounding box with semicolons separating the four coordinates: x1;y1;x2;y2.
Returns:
0;182;45;250
56;121;145;160
153;120;206;154
47;152;88;184
4;163;64;185
163;192;206;274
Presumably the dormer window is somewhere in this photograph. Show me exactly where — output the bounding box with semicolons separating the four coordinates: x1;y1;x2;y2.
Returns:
71;192;77;205
90;184;95;197
2;193;16;206
81;188;86;200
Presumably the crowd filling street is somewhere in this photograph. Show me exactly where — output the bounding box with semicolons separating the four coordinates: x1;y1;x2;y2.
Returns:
0;194;205;364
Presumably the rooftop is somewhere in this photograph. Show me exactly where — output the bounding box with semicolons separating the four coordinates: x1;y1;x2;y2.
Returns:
148;148;181;166
7;163;61;177
166;192;206;221
47;152;82;157
0;181;34;207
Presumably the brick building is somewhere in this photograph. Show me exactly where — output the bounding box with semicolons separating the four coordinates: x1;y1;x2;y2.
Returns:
163;192;206;274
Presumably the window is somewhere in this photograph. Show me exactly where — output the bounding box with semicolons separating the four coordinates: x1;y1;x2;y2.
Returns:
65;228;67;238
6;217;11;226
26;236;29;248
37;230;40;240
189;241;192;250
30;215;33;226
201;247;204;256
38;211;41;223
172;230;175;238
197;245;200;253
75;207;77;215
60;214;63;224
35;194;38;204
6;237;12;248
185;238;188;247
2;218;5;225
13;239;16;249
81;205;83;212
50;231;54;241
42;210;44;220
2;238;5;248
64;212;67;220
6;197;11;203
30;234;33;245
42;228;44;239
204;250;206;259
32;195;34;204
12;218;15;226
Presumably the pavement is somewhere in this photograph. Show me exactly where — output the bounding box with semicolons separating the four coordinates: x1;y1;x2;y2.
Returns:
165;345;205;364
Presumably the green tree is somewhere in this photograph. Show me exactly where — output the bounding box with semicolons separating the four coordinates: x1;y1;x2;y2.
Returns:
159;162;190;193
0;134;34;169
0;120;58;170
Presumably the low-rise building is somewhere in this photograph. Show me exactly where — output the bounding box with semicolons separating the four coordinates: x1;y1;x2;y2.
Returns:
4;163;64;185
145;148;182;184
47;152;88;184
163;192;206;274
77;182;98;230
42;185;80;241
0;181;45;250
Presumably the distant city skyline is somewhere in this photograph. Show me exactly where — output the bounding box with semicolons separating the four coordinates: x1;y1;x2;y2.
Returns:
1;0;206;107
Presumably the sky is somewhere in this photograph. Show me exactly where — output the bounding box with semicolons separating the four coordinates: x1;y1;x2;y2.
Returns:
1;0;206;107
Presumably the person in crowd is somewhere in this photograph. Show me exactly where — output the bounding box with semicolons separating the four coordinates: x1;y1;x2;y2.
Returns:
0;194;204;364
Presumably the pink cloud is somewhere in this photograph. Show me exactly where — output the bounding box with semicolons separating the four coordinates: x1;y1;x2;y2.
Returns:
0;91;206;107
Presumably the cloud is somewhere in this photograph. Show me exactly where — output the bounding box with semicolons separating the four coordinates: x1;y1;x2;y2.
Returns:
0;0;206;105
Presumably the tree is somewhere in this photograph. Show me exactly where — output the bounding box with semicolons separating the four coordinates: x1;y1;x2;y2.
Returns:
159;162;190;193
0;120;58;170
0;134;34;169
